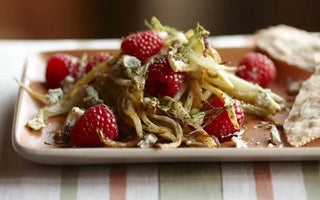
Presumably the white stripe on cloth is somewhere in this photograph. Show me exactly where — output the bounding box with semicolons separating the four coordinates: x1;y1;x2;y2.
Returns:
76;166;110;200
0;162;61;200
270;162;307;200
0;76;61;200
222;163;257;200
126;164;159;200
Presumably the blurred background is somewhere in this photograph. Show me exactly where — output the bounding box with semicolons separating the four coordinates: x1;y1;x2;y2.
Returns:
0;0;319;39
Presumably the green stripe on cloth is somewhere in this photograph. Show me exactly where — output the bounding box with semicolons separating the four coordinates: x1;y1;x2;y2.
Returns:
159;163;222;200
60;167;78;200
301;162;320;200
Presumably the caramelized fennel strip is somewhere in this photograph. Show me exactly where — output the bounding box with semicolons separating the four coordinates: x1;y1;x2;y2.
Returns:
184;89;194;111
150;114;183;148
183;133;218;147
98;129;138;147
173;83;187;100
110;76;133;86
121;98;143;140
202;81;225;100
14;78;48;104
203;90;212;102
67;56;118;98
189;78;203;108
139;112;176;141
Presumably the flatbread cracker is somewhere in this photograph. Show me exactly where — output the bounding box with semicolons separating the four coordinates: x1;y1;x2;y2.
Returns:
283;69;320;147
256;25;320;72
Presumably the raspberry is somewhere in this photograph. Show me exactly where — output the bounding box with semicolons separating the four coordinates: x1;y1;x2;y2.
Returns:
145;56;185;97
70;105;119;147
236;52;276;87
85;52;110;73
203;98;244;140
45;53;79;88
121;30;164;63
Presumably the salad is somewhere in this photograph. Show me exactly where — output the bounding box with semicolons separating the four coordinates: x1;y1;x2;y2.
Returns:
21;17;285;148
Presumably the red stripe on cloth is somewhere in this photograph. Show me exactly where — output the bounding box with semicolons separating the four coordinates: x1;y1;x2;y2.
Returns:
253;162;274;200
109;165;126;200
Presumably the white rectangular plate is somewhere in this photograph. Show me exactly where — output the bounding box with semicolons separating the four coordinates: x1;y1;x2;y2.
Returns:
12;47;320;165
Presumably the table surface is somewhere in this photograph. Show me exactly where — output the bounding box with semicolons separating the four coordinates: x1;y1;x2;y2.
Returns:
0;37;319;200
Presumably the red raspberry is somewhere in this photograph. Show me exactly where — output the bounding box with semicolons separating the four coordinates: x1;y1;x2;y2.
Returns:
121;30;164;63
203;98;244;140
85;52;110;73
236;52;276;87
145;56;185;97
70;105;119;147
45;53;79;88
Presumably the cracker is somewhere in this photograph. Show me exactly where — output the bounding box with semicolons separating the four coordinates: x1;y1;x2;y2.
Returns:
256;24;320;72
283;69;320;147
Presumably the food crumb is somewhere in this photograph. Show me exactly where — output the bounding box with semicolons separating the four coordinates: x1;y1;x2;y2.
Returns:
254;124;264;129
268;124;282;145
137;134;158;148
231;136;247;148
287;80;303;95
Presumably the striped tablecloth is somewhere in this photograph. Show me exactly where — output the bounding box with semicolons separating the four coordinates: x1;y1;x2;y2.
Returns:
0;37;319;200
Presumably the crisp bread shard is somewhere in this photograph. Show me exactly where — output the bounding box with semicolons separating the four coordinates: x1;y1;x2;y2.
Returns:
256;25;320;72
283;69;320;147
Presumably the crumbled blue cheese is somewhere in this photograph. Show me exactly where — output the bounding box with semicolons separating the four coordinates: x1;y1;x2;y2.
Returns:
123;55;141;69
61;75;75;92
83;86;104;106
122;55;141;79
267;143;274;148
168;56;191;72
45;88;64;104
268;124;282;145
137;134;158;148
27;110;45;130
231;136;247;148
64;107;85;128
